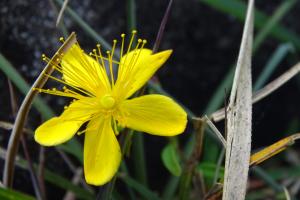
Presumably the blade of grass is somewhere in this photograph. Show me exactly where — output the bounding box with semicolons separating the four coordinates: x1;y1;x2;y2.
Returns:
118;174;161;200
127;0;136;33
253;0;297;51
200;0;300;50
54;0;112;53
254;43;294;91
223;0;253;199
120;162;137;200
0;187;36;200
251;166;283;192
250;133;300;166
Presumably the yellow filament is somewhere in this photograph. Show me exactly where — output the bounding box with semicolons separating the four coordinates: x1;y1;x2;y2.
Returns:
120;33;125;59
127;30;137;54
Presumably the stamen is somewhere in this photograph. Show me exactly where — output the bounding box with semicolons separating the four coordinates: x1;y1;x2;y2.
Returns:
109;40;117;87
106;50;115;87
127;30;137;55
120;33;125;59
59;37;65;43
96;44;106;69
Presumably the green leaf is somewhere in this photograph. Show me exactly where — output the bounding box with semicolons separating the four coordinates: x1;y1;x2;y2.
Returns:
0;187;35;200
161;143;182;176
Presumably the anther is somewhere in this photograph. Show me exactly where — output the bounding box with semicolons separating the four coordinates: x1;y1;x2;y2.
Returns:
59;37;65;42
132;30;137;34
143;39;147;44
64;105;68;110
121;33;125;38
96;44;101;48
138;39;142;43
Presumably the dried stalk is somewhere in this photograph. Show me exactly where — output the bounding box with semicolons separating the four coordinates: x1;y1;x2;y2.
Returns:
56;0;69;27
223;0;254;199
3;33;77;187
211;62;300;122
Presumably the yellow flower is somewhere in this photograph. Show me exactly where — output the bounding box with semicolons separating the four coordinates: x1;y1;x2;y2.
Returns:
34;31;187;185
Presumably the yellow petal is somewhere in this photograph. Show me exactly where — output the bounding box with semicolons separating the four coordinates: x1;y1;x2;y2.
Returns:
61;43;111;96
35;98;98;146
114;49;172;99
119;94;187;136
84;117;121;185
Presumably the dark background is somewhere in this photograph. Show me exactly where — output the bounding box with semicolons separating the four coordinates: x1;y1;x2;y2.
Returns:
1;0;300;198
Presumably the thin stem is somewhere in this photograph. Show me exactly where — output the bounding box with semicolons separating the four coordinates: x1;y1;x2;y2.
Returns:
211;62;300;122
152;0;173;53
38;147;47;199
21;136;45;200
3;33;77;187
179;118;206;200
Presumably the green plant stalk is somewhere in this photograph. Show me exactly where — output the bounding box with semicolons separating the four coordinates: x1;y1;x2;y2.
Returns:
118;174;161;200
253;0;297;51
132;134;148;186
0;187;36;200
251;166;283;192
55;0;113;53
120;162;137;200
127;0;136;34
254;43;294;91
178;172;193;200
201;0;300;50
162;177;180;200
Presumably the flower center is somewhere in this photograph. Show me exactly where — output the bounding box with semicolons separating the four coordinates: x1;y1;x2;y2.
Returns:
100;94;116;109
